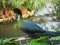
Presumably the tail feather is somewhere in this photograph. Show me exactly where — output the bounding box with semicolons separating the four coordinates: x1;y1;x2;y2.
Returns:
31;31;60;38
43;31;60;36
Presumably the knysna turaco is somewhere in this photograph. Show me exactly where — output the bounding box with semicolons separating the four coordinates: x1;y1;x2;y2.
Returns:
13;8;60;38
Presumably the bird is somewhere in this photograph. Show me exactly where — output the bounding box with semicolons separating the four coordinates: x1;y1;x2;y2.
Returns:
13;8;22;15
21;21;60;38
13;8;22;21
13;8;60;38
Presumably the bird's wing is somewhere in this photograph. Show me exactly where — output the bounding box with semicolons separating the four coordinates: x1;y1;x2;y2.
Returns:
22;21;44;33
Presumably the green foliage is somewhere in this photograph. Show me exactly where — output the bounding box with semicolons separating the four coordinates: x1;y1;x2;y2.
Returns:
0;0;23;9
52;0;60;20
30;39;51;45
33;0;46;10
0;38;18;45
22;0;46;10
52;0;60;8
30;36;60;45
0;0;4;10
5;0;23;9
22;0;34;10
36;36;49;41
0;0;52;10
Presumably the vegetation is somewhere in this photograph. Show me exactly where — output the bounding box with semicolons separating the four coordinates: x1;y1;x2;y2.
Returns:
0;0;23;9
0;0;52;21
52;0;60;20
0;0;23;22
0;38;18;45
22;0;46;10
0;0;60;45
0;36;60;45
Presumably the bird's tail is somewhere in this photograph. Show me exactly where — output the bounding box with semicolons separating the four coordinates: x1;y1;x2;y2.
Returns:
43;31;60;36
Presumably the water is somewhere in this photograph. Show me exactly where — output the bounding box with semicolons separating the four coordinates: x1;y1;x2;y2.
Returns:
35;3;56;16
0;22;26;39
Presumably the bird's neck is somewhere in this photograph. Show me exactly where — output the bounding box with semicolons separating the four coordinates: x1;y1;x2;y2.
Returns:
17;14;22;21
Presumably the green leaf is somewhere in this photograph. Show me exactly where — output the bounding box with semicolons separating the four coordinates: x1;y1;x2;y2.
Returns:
30;39;50;45
3;38;16;44
0;39;3;45
36;36;49;41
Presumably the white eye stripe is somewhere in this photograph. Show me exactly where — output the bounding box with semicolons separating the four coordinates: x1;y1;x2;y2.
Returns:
17;15;20;21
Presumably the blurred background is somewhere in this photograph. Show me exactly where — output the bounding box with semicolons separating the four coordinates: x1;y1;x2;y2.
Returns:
0;0;60;45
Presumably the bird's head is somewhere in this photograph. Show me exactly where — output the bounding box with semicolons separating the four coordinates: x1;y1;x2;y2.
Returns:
13;8;22;21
